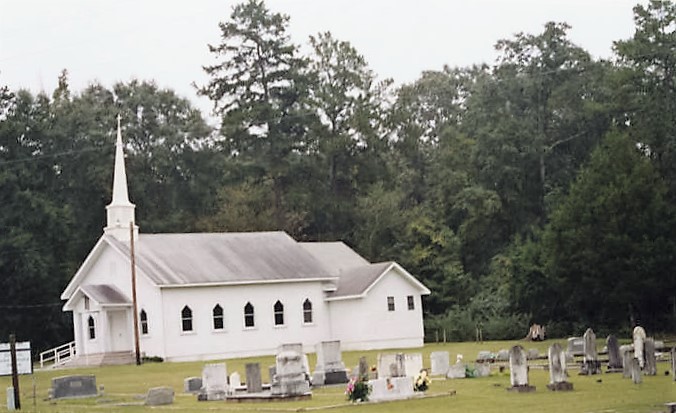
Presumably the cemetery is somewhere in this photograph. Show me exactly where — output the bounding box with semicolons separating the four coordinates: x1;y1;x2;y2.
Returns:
1;336;674;413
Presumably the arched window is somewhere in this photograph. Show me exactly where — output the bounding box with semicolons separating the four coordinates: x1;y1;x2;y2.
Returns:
87;315;96;340
244;302;255;328
213;304;224;330
274;300;284;326
302;299;313;324
140;309;149;335
181;306;193;332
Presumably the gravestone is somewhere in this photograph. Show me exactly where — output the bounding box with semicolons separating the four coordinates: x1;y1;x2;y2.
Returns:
271;350;310;396
430;351;450;376
404;353;424;379
183;377;202;393
643;338;656;376
527;349;539;360
474;363;491;377
672;347;676;382
622;348;633;379
546;343;573;391
377;353;404;378
245;363;263;393
567;337;584;356
7;387;15;411
446;362;466;379
312;341;348;385
358;357;369;379
507;346;535;392
199;363;228;401
496;349;510;361
606;335;622;372
229;372;241;388
269;366;277;384
580;328;601;375
632;325;646;368
145;387;174;406
368;377;414;402
51;375;98;399
630;357;642;384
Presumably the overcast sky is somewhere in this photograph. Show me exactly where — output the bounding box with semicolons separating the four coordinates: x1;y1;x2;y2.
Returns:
1;0;644;119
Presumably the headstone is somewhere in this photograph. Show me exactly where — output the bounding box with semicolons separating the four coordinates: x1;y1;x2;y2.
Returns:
183;377;202;393
643;338;656;376
312;341;348;385
477;351;493;362
527;349;539;360
622;348;633;379
358;357;369;379
145;387;174;406
229;372;241;388
368;377;414;402
377;353;405;378
580;328;601;375
546;343;573;391
654;340;665;350
446;362;466;379
507;346;535;392
199;363;228;401
632;326;646;368
403;353;423;379
474;363;491;377
630;357;642;384
606;335;622;372
271;350;310;396
496;349;510;361
430;351;450;376
279;343;310;378
672;347;676;382
245;363;262;393
6;387;15;411
269;366;277;384
51;375;98;399
567;337;584;356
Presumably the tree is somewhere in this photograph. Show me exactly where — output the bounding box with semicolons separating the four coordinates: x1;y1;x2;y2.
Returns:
543;132;676;331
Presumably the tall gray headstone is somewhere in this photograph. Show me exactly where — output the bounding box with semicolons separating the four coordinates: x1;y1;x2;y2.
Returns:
606;335;622;372
430;351;450;376
546;343;573;391
6;387;15;411
313;341;348;385
581;328;600;375
630;357;642;384
632;326;646;368
507;345;535;392
51;375;98;399
622;347;633;378
643;338;656;376
245;363;262;393
358;357;369;379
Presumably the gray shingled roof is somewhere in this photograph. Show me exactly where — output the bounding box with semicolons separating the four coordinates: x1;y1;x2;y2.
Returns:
108;232;335;286
298;242;369;273
80;284;130;305
328;262;393;298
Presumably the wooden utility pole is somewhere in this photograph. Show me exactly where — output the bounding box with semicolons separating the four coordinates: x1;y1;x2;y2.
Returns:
130;223;141;365
9;334;20;410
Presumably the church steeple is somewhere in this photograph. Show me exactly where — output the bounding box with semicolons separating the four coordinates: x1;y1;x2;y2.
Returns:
104;115;138;241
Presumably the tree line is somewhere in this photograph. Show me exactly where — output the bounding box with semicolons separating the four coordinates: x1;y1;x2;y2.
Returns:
1;0;675;351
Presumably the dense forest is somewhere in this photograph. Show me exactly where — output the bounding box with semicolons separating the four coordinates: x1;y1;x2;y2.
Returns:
1;0;675;352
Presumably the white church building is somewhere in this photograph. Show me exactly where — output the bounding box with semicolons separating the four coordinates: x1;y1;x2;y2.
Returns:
60;121;430;363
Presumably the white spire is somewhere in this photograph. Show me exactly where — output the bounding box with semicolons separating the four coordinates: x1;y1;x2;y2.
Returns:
104;115;138;241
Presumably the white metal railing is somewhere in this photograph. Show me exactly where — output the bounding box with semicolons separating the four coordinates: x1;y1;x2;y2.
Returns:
39;341;76;369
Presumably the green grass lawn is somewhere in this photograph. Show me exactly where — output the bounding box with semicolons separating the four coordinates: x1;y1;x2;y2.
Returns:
1;340;674;413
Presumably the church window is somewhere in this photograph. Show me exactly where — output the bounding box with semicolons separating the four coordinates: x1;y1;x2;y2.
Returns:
213;304;224;330
387;296;395;311
181;306;193;332
87;315;96;339
140;309;149;335
407;295;415;310
244;302;255;328
302;299;313;324
274;300;284;326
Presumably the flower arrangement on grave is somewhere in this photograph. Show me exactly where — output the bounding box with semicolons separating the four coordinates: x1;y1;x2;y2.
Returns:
345;376;371;402
414;369;430;392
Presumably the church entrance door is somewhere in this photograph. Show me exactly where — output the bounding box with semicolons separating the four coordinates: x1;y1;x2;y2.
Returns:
108;310;132;352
